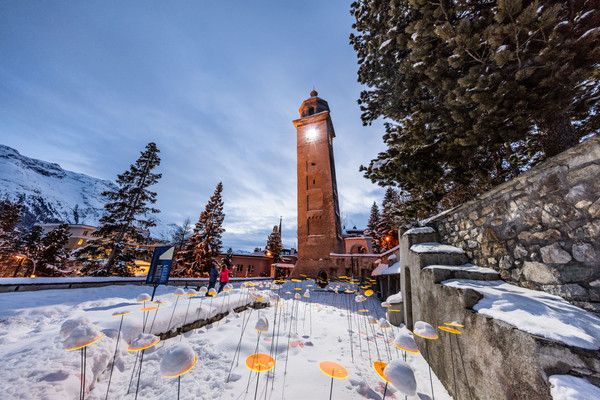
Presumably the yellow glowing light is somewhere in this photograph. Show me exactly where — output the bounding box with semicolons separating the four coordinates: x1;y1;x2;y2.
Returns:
65;333;104;351
153;301;167;305
444;322;464;328
140;306;158;312
246;353;275;372
365;289;374;296
438;326;462;334
373;361;390;383
162;355;198;378
358;309;369;313
112;311;133;316
291;279;302;282
30;275;36;278
319;361;348;379
294;288;302;291
413;331;439;340
127;337;160;351
393;341;420;353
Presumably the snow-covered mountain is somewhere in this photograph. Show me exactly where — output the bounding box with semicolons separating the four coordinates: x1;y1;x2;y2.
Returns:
0;144;176;240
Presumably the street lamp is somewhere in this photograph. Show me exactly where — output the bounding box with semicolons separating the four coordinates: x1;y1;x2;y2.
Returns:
13;255;26;277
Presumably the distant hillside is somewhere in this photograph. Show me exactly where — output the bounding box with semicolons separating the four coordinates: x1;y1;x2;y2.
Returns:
0;144;175;240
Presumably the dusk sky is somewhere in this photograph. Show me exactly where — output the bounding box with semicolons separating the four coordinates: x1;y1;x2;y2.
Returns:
0;1;388;251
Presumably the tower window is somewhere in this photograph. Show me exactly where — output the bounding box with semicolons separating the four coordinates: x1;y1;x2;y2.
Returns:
308;107;314;116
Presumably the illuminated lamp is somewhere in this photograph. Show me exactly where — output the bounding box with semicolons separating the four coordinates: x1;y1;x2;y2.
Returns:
306;128;318;141
412;321;438;340
444;322;464;328
392;333;419;353
438;326;462;334
245;353;275;372
127;333;160;351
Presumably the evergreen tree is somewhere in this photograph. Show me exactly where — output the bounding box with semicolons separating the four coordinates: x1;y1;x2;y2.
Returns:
0;199;22;262
378;188;400;252
17;225;44;277
175;182;225;277
37;224;71;276
364;201;381;253
77;142;161;276
223;248;234;270
266;225;283;263
351;0;600;214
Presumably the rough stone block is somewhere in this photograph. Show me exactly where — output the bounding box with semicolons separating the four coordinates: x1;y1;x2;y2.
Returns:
572;243;598;263
523;261;558;285
589;198;600;218
541;243;572;264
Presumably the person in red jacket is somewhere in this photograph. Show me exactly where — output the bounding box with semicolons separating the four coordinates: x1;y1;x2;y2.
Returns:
218;263;233;293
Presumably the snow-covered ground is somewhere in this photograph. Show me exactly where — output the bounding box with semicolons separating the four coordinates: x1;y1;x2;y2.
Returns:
0;280;451;399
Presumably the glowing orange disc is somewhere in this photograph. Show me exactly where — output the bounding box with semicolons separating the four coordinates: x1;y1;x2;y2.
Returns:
140;306;158;312
291;279;302;282
444;322;464;328
438;326;462;334
365;289;374;296
294;288;302;291
245;353;275;372
127;336;160;351
112;311;133;316
358;309;369;312
373;361;389;382
65;333;104;351
319;361;348;379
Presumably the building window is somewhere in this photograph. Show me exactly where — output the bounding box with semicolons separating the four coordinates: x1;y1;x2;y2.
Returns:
307;218;310;236
308;106;314;116
83;231;88;236
237;264;243;272
77;239;83;245
248;265;255;273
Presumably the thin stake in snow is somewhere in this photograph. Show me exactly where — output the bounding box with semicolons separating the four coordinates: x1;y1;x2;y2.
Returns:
439;324;463;398
64;324;103;400
318;361;348;400
166;288;186;334
127;333;160;400
105;311;132;400
413;321;439;400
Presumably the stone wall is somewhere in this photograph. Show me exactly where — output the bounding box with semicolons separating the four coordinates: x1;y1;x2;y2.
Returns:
426;137;600;313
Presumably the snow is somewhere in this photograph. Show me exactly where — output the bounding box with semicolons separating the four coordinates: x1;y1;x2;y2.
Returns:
404;227;435;235
382;262;402;275
413;321;438;339
411;242;465;254
442;280;600;350
136;293;151;302
60;316;91;338
497;45;508;52
387;292;403;304
254;316;269;332
63;324;102;350
393;332;419;353
129;333;160;350
549;374;600;400
0;281;452;399
384;359;417;396
379;38;392;50
161;342;196;378
424;264;498;275
371;263;388;276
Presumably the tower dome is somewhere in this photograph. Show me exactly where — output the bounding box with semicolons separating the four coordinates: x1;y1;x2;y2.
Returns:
310;89;318;97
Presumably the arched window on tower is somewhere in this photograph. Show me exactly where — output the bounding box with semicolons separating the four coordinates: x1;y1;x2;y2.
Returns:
307;106;314;116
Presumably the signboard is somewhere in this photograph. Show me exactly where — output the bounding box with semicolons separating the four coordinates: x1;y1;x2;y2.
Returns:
146;246;175;286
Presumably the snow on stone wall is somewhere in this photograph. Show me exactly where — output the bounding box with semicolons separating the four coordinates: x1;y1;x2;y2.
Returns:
426;136;600;313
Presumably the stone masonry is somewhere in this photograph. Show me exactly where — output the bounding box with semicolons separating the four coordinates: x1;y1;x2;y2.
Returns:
426;136;600;313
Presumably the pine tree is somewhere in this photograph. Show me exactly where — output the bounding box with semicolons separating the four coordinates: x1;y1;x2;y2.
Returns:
364;202;381;253
77;142;162;276
378;188;400;252
17;225;44;277
0;199;22;262
223;248;234;270
37;224;71;276
266;225;283;263
175;182;225;277
351;0;600;214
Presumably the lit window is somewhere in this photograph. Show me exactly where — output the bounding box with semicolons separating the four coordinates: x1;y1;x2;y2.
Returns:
77;239;83;245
